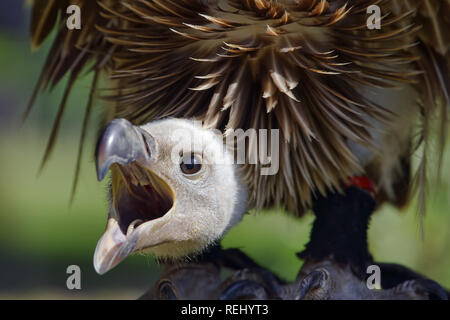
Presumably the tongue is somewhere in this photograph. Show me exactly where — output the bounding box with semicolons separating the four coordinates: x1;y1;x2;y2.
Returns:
93;218;140;275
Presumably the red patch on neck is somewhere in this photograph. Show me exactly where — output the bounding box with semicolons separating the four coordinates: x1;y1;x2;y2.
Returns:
345;176;375;195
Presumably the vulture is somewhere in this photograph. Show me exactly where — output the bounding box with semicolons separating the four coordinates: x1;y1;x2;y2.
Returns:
27;0;449;298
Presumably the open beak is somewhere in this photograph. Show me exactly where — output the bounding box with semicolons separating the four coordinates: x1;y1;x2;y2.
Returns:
94;119;175;275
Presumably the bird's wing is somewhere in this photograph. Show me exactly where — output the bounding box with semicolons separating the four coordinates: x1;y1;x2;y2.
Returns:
27;0;117;200
390;0;450;215
393;0;449;56
28;0;448;215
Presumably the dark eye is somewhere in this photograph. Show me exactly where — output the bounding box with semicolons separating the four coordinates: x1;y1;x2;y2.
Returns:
180;154;202;175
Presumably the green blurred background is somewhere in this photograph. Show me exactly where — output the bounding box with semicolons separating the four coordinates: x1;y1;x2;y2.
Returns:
0;2;448;299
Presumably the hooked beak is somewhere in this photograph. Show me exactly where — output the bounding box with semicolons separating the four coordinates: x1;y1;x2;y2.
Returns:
94;119;174;275
95;118;151;182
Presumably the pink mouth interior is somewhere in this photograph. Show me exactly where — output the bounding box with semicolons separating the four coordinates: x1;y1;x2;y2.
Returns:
115;165;174;235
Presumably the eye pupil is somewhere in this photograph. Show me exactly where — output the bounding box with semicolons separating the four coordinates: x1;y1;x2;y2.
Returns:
180;154;202;175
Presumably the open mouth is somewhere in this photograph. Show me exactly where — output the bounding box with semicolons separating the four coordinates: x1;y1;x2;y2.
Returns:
112;162;174;236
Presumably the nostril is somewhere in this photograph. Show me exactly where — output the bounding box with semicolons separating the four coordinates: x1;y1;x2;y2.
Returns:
142;133;152;158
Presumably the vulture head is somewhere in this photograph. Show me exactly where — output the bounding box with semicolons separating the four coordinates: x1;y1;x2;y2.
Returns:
93;118;247;274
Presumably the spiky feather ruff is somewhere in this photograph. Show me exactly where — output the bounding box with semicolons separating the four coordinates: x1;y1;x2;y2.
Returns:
27;0;449;217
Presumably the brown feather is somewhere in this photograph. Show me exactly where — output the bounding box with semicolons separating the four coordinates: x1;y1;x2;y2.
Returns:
27;0;449;218
391;0;450;221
